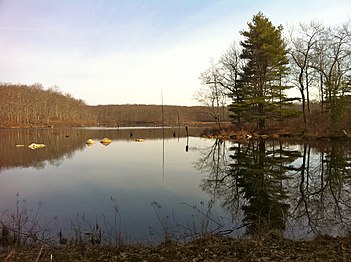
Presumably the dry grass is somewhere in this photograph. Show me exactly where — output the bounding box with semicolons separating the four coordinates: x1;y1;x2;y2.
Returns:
1;234;351;261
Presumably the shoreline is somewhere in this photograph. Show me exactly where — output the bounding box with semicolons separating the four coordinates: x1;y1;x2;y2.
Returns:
1;124;351;141
200;127;351;141
1;234;351;261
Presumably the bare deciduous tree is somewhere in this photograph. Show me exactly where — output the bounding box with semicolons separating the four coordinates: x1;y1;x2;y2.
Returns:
311;21;351;124
196;59;228;129
288;21;324;124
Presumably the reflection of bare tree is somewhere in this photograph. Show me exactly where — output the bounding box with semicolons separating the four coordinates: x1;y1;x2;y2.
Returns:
289;142;351;237
195;139;239;209
197;139;351;238
195;139;230;195
194;139;243;229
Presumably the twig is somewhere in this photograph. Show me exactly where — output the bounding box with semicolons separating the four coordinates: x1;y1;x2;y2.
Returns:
35;245;44;262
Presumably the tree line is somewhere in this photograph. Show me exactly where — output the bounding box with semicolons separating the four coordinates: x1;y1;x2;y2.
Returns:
198;12;351;133
0;83;91;127
92;104;228;126
0;83;227;127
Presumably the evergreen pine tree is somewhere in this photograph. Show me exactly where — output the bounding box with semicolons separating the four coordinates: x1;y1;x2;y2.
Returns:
238;12;296;131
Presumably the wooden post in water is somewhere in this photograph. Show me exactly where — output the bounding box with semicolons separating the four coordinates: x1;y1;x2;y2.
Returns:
185;125;189;152
161;88;165;182
177;111;180;141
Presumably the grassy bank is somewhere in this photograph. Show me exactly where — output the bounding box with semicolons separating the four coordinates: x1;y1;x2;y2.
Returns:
1;234;351;261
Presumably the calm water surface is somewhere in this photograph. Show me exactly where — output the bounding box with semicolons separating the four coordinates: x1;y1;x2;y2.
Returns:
0;127;351;243
0;127;232;243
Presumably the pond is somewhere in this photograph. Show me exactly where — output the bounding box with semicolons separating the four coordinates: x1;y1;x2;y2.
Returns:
0;127;351;245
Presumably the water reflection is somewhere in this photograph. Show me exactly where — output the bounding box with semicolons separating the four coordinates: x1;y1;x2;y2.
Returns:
0;128;84;171
0;127;211;243
2;128;351;242
197;139;351;238
0;127;200;172
289;141;351;238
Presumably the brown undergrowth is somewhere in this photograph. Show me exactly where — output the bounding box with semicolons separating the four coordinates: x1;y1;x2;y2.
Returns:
1;234;351;261
202;116;351;141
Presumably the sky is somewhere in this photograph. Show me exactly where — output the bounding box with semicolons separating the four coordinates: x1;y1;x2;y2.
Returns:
0;0;350;106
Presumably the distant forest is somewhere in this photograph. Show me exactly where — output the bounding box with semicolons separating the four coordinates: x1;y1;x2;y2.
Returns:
0;83;228;127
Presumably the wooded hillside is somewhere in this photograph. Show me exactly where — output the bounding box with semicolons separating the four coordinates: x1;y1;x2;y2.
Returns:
0;83;227;127
0;83;91;127
92;104;228;126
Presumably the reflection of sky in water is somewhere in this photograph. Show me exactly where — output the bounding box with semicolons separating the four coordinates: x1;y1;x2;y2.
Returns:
0;136;233;242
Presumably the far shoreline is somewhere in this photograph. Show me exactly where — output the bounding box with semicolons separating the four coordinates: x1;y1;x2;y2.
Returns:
1;123;351;141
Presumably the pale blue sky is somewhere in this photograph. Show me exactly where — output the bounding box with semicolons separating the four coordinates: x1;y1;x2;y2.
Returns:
0;0;350;105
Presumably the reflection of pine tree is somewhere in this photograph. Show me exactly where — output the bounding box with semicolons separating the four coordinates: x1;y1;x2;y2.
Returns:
198;139;300;236
230;140;300;235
